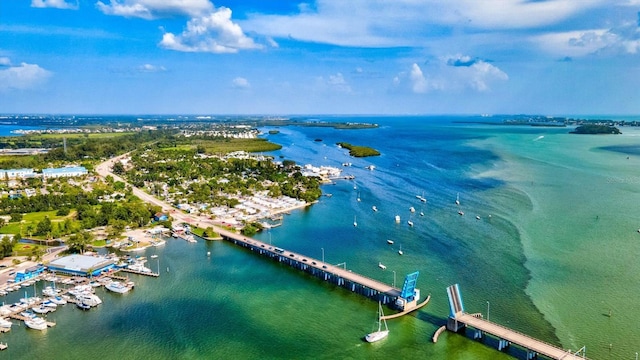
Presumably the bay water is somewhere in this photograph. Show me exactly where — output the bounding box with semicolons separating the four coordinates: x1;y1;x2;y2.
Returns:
1;116;640;359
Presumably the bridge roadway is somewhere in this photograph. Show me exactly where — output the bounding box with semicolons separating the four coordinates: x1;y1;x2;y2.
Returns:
454;312;587;359
225;233;402;298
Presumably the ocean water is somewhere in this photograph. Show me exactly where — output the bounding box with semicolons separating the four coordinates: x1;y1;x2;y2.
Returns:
1;116;639;359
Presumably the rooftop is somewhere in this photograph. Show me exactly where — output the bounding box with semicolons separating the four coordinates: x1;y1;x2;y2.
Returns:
48;254;114;272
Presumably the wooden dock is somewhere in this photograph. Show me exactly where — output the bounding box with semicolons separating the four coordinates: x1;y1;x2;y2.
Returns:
118;268;159;277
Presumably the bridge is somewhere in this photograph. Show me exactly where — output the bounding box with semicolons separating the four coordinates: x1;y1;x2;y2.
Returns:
446;284;588;360
222;233;425;311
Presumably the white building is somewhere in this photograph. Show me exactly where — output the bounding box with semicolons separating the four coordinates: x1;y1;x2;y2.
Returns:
42;166;88;179
0;168;36;180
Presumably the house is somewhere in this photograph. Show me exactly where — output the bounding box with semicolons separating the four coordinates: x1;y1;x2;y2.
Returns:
154;212;168;221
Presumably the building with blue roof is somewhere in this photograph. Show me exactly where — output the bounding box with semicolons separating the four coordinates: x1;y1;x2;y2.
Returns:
42;166;88;179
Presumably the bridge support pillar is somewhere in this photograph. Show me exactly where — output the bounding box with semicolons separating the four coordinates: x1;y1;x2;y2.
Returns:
473;330;483;340
446;317;466;333
498;339;510;351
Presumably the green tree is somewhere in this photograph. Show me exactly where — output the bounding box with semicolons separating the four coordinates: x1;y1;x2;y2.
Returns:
112;161;125;175
35;216;52;236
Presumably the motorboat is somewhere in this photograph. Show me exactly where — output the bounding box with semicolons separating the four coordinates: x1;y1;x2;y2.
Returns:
378;262;386;270
0;317;12;328
105;281;133;294
394;215;400;223
407;220;414;227
32;305;50;314
372;206;378;212
386;239;394;245
76;301;91;310
49;296;67;305
24;316;48;331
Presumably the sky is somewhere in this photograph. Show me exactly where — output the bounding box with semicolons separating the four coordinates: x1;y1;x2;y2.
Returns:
1;0;639;115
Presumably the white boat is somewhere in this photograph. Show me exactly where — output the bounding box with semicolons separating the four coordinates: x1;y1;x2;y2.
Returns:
407;220;414;227
398;245;403;255
0;317;11;328
76;293;102;307
476;215;481;220
378;262;386;270
128;262;152;273
456;192;460;205
150;254;158;259
42;286;57;297
43;300;58;308
49;296;67;305
365;302;389;343
105;281;132;294
353;215;358;227
409;206;415;213
386;239;394;245
357;192;361;202
394;215;401;223
76;301;91;310
32;305;50;314
458;210;464;216
420;211;424;217
24;316;48;331
372;206;378;212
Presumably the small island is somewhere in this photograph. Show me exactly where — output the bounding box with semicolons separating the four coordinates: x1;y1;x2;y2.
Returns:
336;142;380;157
570;124;621;135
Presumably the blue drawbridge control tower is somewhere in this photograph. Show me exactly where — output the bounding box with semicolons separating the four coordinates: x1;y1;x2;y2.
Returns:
395;271;420;310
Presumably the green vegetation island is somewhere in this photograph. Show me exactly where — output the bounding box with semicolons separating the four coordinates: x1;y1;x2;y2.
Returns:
570;124;621;134
336;142;381;157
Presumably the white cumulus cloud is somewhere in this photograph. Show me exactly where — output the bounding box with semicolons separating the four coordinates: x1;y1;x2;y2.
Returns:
159;7;262;53
232;77;250;89
327;72;352;93
96;0;213;19
138;63;166;72
0;60;52;91
398;56;507;94
31;0;78;9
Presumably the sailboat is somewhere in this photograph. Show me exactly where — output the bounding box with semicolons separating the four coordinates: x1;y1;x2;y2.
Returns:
365;302;389;343
398;245;403;255
372;205;378;212
357;192;361;202
455;192;460;205
353;215;358;227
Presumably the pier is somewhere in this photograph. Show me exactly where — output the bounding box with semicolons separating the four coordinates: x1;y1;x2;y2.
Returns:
446;284;589;359
219;230;423;311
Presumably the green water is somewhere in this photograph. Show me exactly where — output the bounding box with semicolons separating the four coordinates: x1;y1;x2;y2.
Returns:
470;126;640;358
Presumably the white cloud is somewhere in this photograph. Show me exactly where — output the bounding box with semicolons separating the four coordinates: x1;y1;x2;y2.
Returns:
243;0;617;48
409;64;429;93
96;0;213;19
0;60;52;91
0;57;11;66
398;56;507;94
31;0;78;9
232;77;250;89
159;7;262;53
327;72;352;93
138;64;166;72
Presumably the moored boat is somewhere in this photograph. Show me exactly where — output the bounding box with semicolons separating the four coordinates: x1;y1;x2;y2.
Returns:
105;281;133;294
24;316;47;330
365;302;389;343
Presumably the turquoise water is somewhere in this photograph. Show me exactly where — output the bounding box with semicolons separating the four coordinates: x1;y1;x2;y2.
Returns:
2;117;640;359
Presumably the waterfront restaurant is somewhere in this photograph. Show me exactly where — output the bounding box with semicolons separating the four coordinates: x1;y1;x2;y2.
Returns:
47;254;116;277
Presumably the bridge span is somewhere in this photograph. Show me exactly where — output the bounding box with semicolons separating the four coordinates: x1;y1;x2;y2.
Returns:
446;284;588;360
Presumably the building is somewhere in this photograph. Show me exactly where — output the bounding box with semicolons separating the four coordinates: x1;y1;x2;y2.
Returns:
42;166;88;179
14;265;46;283
47;254;115;277
0;168;36;180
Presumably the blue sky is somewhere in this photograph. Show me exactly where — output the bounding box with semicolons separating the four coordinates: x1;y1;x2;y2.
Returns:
1;0;639;115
